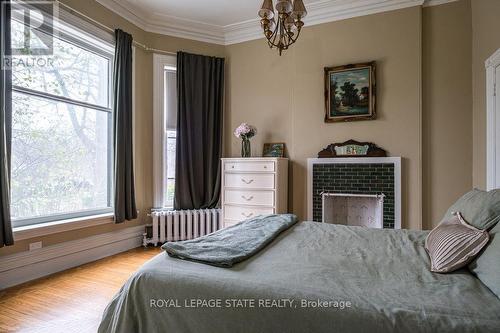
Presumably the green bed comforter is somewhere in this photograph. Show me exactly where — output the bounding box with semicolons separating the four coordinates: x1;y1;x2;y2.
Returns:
98;222;500;333
162;214;298;267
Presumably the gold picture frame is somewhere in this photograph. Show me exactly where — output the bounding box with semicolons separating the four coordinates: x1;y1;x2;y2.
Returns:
324;61;376;122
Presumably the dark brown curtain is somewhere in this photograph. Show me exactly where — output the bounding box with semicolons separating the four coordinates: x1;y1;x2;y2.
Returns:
0;0;13;246
174;52;224;210
113;29;137;223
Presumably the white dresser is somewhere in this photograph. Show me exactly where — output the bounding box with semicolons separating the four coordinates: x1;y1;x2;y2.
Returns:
221;157;288;227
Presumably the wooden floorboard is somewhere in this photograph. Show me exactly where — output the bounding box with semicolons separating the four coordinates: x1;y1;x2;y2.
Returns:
0;247;161;333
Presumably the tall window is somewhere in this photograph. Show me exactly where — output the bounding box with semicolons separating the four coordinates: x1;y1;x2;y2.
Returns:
163;66;177;208
10;7;114;226
153;54;177;209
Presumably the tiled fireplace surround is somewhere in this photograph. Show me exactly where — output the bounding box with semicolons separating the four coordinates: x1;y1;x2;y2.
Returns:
307;157;401;229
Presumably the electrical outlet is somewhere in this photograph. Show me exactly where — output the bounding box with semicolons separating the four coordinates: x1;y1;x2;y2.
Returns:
29;241;42;251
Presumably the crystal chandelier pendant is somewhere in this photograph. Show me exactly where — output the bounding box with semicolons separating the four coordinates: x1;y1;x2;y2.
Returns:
258;0;307;55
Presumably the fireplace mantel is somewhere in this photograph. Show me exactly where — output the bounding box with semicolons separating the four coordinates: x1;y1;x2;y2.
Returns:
307;157;402;229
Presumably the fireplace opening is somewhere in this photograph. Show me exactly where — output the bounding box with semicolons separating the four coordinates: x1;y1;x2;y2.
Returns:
308;158;401;228
322;193;385;229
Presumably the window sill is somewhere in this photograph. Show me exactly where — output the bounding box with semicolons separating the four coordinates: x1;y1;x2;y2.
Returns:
13;213;115;241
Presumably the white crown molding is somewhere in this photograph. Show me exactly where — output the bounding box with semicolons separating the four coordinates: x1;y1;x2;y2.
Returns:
95;0;150;31
95;0;226;44
422;0;460;7
147;13;226;45
225;18;263;46
305;0;423;27
95;0;458;46
226;0;424;45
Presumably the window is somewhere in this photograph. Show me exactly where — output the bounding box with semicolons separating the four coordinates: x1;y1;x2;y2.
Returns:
164;130;177;207
153;55;177;209
10;7;115;226
163;68;177;208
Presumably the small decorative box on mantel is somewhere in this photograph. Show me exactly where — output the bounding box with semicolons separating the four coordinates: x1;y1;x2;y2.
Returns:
317;139;387;158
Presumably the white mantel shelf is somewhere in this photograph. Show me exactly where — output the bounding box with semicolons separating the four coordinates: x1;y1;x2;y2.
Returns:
307;157;402;229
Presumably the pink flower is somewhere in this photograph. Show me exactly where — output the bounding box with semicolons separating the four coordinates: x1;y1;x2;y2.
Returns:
234;123;257;139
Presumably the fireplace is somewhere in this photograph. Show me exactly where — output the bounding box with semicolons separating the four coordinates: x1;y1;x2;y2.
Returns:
308;157;401;229
322;193;385;228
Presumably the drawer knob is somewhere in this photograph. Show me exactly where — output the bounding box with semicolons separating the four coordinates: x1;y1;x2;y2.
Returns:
241;195;254;201
241;178;254;184
231;165;234;169
263;166;267;169
241;212;254;218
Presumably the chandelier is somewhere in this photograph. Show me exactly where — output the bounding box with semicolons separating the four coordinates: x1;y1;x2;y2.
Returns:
258;0;307;56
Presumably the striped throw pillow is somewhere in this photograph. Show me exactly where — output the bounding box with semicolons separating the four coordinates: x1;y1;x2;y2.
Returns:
425;212;490;273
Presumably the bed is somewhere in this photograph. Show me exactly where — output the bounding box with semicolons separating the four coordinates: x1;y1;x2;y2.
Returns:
98;221;500;333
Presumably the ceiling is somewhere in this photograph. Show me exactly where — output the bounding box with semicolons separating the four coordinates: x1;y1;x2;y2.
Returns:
118;0;320;27
95;0;459;45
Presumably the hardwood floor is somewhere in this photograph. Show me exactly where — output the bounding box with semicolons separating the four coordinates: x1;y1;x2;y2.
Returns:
0;247;161;333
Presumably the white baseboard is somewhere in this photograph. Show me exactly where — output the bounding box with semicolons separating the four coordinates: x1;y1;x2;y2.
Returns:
0;225;145;290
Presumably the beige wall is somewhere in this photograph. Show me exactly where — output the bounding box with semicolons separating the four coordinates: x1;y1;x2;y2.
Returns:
472;0;500;189
0;0;224;256
422;0;472;229
0;0;483;256
225;7;423;229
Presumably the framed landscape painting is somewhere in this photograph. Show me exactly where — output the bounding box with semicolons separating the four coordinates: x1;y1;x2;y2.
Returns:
324;61;376;122
263;143;285;157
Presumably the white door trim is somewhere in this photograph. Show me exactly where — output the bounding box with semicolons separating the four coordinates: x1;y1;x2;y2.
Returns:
486;48;500;190
152;53;177;208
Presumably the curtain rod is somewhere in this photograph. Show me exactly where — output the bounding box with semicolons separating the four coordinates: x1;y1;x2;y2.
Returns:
55;0;177;56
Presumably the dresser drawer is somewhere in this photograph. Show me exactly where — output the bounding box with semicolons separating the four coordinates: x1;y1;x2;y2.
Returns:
224;173;275;189
224;189;274;206
224;161;275;172
224;205;274;221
